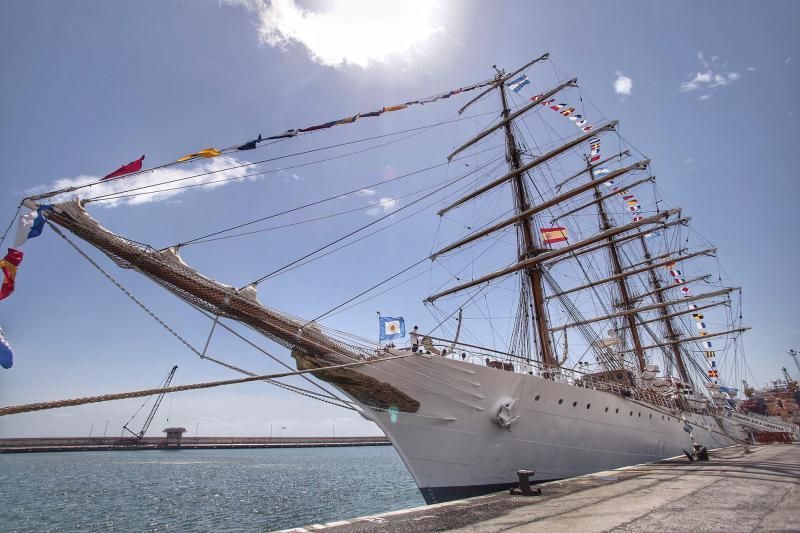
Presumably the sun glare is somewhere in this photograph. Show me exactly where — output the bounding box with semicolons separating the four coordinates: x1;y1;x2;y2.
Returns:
241;0;445;68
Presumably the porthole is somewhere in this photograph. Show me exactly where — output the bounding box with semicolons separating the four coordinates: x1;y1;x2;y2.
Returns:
649;414;653;419
586;404;591;409
604;407;609;412
629;411;633;416
572;401;578;407
615;408;619;414
558;399;563;405
638;412;642;417
534;395;540;401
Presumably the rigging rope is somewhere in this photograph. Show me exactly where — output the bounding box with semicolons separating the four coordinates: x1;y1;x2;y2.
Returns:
0;354;413;417
0;203;21;249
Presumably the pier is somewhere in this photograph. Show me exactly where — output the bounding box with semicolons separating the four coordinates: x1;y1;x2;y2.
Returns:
286;444;799;532
0;436;390;453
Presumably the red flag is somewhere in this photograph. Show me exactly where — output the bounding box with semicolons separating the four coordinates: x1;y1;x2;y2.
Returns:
0;248;23;301
101;155;145;181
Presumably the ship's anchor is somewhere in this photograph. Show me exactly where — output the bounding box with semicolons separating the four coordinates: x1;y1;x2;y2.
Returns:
494;398;520;430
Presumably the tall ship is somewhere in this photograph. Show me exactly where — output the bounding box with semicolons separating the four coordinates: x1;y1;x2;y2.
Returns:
8;54;799;504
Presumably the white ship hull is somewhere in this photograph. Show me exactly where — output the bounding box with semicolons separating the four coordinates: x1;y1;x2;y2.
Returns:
342;353;746;504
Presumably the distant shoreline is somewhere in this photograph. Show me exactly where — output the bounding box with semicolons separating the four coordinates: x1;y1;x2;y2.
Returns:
0;436;391;454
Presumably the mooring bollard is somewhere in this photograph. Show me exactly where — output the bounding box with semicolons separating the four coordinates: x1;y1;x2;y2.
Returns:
510;469;541;496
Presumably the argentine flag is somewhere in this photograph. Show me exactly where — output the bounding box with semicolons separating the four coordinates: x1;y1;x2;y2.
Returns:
379;316;405;341
506;74;530;93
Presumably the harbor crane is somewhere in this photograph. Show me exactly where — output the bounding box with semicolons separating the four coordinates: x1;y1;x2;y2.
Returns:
122;365;178;440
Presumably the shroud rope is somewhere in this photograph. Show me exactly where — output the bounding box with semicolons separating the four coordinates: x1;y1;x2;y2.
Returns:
0;354;412;417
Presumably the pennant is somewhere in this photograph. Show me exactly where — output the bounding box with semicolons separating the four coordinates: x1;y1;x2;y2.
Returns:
708;369;718;378
360;109;384;118
568;114;583;122
379;316;406;341
177;148;222;162
102;155;145;181
540;227;568;245
696;322;707;329
669;269;682;277
550;103;566;111
681;286;691;294
0;327;11;369
383;105;408;112
582;125;594;132
14;205;54;247
674;278;685;284
700;331;708;336
704;341;713;348
644;231;660;239
336;114;360;125
265;130;299;140
692;313;704;320
299;121;337;133
705;351;715;358
539;98;555;106
711;360;717;368
632;215;644;222
0;248;23;301
236;134;262;151
560;107;575;117
575;119;588;127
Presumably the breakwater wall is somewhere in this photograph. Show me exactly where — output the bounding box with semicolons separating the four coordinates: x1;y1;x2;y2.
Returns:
0;436;391;453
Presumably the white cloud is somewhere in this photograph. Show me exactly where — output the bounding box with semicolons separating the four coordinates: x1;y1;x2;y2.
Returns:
355;188;376;197
29;156;256;208
613;71;633;96
365;197;397;216
747;66;756;72
680;53;743;97
786;57;792;65
225;0;445;68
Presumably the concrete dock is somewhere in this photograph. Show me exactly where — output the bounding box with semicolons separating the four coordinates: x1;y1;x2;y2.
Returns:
286;444;799;532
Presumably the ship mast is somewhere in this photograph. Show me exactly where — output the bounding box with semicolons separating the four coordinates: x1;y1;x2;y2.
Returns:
588;164;646;371
639;236;690;382
497;77;557;368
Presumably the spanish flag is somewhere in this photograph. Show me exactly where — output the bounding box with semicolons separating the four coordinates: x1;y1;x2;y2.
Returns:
0;248;23;301
540;227;568;245
177;148;222;163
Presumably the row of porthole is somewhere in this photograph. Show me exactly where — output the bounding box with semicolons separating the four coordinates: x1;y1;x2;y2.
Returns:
532;394;674;422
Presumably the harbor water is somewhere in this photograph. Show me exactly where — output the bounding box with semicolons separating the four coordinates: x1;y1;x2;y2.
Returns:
0;446;424;531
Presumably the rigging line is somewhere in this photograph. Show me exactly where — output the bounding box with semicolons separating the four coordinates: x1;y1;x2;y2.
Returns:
188;182;456;245
77;110;503;204
263;165;509;282
246;154;505;287
175;143;504;247
309;258;430;324
188;305;349;404
0;203;22;249
0;353;414;417
51;209;355;410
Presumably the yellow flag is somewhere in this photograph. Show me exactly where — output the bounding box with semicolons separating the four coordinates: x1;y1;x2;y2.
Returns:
177;148;222;162
383;105;408;112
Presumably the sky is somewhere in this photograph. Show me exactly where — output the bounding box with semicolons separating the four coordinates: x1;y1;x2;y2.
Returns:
0;0;798;438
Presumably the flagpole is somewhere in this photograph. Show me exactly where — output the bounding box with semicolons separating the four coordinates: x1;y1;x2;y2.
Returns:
376;310;381;347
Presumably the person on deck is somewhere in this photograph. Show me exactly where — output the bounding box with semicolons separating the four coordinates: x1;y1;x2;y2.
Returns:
410;326;420;352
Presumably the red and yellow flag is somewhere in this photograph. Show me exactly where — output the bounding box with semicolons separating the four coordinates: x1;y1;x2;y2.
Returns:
540;227;568;245
177;148;222;163
0;248;24;301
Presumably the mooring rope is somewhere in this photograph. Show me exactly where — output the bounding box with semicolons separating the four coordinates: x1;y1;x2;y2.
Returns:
0;354;412;417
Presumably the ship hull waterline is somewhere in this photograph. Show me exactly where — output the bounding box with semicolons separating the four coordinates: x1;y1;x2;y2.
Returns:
323;352;746;505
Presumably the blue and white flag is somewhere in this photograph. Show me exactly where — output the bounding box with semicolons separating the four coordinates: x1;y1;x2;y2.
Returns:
593;167;611;178
379;316;405;341
507;75;530;93
0;327;12;369
14;205;54;247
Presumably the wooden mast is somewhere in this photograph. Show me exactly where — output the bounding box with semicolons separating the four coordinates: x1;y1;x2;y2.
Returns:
588;164;646;371
498;77;558;369
639;235;691;382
